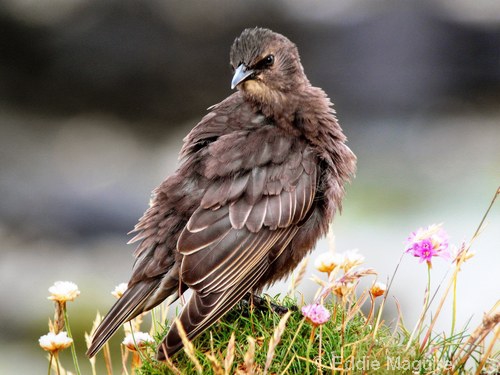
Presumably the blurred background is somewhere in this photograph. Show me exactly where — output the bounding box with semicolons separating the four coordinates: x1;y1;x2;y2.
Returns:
0;0;499;372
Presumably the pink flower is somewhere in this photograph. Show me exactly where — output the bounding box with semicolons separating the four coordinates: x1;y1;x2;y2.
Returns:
301;303;331;326
405;224;450;266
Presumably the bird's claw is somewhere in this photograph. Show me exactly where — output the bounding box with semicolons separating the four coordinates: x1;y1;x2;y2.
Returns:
241;293;297;315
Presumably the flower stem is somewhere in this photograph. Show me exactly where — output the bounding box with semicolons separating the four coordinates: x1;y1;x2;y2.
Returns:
451;275;457;336
55;353;61;375
419;265;432;341
128;321;148;363
305;326;316;374
425;264;431;309
63;308;82;375
405;265;431;351
318;324;323;371
151;307;157;337
103;342;113;375
48;353;53;375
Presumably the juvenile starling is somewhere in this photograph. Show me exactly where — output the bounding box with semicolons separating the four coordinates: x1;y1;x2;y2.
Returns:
87;27;356;360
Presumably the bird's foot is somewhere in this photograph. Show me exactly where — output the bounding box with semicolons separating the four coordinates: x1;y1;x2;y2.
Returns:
241;293;298;315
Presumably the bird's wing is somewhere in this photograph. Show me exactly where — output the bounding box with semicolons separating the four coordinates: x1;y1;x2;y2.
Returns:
158;133;318;358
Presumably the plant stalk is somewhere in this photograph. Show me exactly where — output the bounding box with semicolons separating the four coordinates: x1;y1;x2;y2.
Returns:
63;308;82;375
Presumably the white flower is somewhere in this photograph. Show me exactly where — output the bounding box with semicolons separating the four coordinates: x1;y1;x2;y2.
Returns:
370;281;387;298
341;249;365;271
314;252;344;274
111;282;128;299
48;281;80;303
122;332;154;351
39;332;73;353
332;280;356;297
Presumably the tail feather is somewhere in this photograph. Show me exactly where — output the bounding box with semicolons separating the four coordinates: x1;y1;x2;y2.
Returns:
86;281;157;358
157;259;268;359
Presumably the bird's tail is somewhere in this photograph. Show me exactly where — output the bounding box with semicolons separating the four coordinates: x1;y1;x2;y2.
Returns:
86;281;158;358
157;262;267;359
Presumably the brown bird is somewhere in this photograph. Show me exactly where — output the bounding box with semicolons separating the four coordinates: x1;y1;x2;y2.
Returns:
86;27;356;360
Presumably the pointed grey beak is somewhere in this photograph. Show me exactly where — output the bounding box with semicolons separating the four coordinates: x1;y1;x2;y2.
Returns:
231;64;255;89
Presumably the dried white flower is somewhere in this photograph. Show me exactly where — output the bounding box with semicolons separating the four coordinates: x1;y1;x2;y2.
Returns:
370;281;387;298
314;252;344;274
48;281;80;303
111;282;128;299
341;249;365;271
332;280;356;297
39;331;73;353
122;332;154;351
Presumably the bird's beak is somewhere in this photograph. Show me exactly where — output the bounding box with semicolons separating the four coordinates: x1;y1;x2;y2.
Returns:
231;64;255;89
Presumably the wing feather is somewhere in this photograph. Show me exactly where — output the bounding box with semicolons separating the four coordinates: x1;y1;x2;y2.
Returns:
200;179;226;209
159;226;298;359
229;198;253;229
264;194;281;230
246;196;268;233
162;138;319;358
247;167;267;204
278;190;293;228
181;226;262;287
178;215;231;255
158;262;267;359
187;205;229;233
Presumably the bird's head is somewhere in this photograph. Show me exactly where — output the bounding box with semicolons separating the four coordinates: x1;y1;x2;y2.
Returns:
230;28;308;104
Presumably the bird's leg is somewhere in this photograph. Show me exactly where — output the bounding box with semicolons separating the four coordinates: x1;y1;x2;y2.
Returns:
242;292;297;315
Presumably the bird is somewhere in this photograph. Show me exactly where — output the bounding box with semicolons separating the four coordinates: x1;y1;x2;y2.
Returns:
86;27;356;360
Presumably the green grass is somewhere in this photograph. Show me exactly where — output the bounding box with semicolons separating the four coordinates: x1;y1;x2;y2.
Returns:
137;296;399;374
135;294;494;375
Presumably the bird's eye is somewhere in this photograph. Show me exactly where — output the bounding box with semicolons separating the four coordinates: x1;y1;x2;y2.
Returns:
264;54;274;66
253;55;275;71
